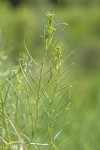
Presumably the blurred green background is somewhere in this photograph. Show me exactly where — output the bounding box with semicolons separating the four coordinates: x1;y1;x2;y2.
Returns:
0;0;100;149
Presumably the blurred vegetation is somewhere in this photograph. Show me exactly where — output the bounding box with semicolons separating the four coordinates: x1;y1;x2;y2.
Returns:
0;0;100;149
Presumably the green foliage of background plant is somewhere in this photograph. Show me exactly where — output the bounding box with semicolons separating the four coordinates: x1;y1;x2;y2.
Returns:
0;2;100;67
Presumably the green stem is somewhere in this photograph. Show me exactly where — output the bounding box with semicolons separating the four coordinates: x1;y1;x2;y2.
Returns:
0;86;11;148
48;73;59;149
33;47;47;139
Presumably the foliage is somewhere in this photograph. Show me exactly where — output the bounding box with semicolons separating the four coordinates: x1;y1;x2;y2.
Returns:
0;12;75;150
0;2;100;67
4;0;100;7
0;1;100;150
